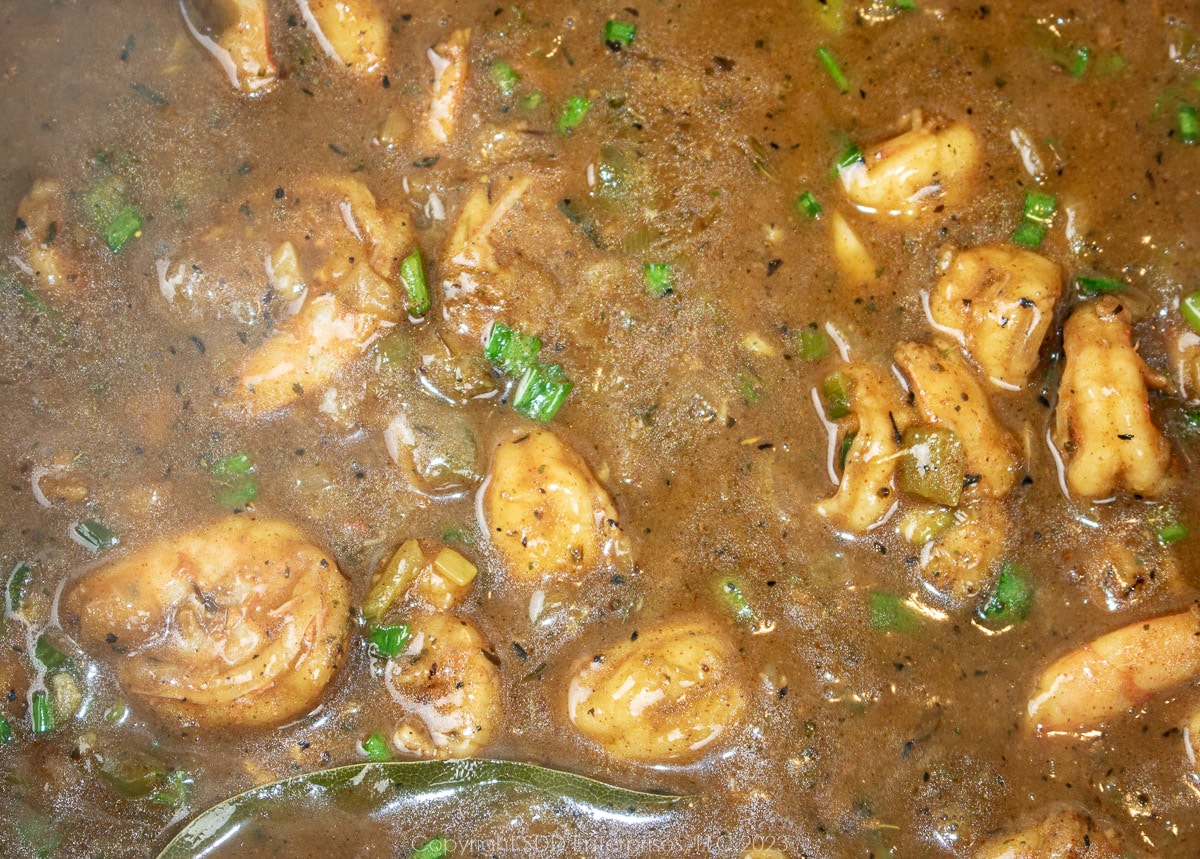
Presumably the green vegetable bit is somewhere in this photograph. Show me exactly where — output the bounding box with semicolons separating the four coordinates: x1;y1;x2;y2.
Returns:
213;453;257;510
1181;290;1200;335
151;770;193;809
30;691;54;734
217;481;257;509
794;190;823;220
604;19;637;48
212;452;253;478
643;262;674;296
488;60;520;97
898;426;967;507
556;94;591;135
980;561;1034;624
512;362;574;422
7;561;30;614
412;836;449;859
837;430;856;472
1068;44;1090;78
361;731;390;762
1157;522;1189;545
485;322;543;376
821;371;852;420
369;624;411;658
400;248;431;317
34;636;71;672
717;578;755;624
521;90;544;110
0;714;12;743
1012;190;1057;248
1180;104;1200;144
72;520;119;552
82;173;142;253
867;592;922;634
795;327;828;360
1076;275;1124;294
834;142;864;174
1011;221;1046;248
816;45;850;93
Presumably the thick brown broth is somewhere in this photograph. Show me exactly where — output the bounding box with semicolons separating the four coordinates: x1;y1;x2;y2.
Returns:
4;0;1200;856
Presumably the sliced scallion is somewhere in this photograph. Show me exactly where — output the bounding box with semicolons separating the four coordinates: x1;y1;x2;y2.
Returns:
556;94;591;135
835;142;865;175
816;45;850;93
1068;44;1090;78
643;262;674;296
7;561;30;615
71;520;118;553
1157;522;1189;545
1076;275;1124;294
822;371;852;420
717;578;754;624
795;190;823;220
34;637;70;672
512;362;574;422
1012;190;1057;248
82;173;142;253
30;691;54;734
368;624;411;658
867;592;922;634
604;19;637;49
0;714;11;743
399;248;430;317
796;326;828;360
485;322;542;376
412;836;449;859
980;561;1034;624
1181;290;1200;335
1180;104;1199;144
489;60;520;97
837;430;856;472
361;731;390;762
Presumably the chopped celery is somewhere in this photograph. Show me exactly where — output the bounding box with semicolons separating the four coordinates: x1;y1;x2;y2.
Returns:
868;592;922;634
980;561;1034;624
822;371;851;420
433;547;477;586
898;426;966;507
151;770;192;809
900;507;957;545
399;248;430;317
643;262;674;296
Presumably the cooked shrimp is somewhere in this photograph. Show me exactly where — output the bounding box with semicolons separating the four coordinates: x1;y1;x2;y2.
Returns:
14;178;80;299
974;807;1129;858
482;428;623;582
816;365;914;532
298;0;388;75
1027;607;1200;735
840;112;980;217
65;516;352;728
183;0;277;95
385;613;501;758
1052;297;1172;498
1166;319;1200;403
894;341;1021;497
928;245;1063;388
439;177;533;345
917;499;1008;602
425;29;471;146
567;618;746;763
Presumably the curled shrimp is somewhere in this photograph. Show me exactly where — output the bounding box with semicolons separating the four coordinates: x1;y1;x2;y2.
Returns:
840;112;980;217
482;428;624;582
1052;296;1172;499
183;0;277;95
929;245;1063;389
385;613;501;758
1026;606;1200;735
566;618;746;763
12;178;82;301
816;365;914;532
298;0;388;75
65;516;352;728
425;29;472;146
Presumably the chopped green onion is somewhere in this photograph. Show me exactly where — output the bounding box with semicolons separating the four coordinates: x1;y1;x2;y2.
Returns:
604;19;637;49
485;322;543;376
512;362;573;422
1180;104;1199;144
151;770;192;809
867;592;922;634
1068;44;1090;78
72;520;118;552
796;327;828;360
217;480;257;509
369;624;411;658
717;578;755;624
892;0;916;9
30;691;54;734
1181;291;1200;335
835;142;864;175
0;714;11;743
643;262;674;297
82;173;142;253
399;248;430;318
34;636;70;672
412;836;449;859
7;561;30;615
1011;221;1046;248
816;45;850;93
1076;275;1124;294
556;94;591;135
837;430;856;472
521;90;544;110
795;190;823;220
1157;522;1189;545
738;369;764;404
361;731;390;762
822;371;852;420
1022;191;1057;224
980;561;1034;624
212;452;253;478
898;426;967;507
488;60;520;97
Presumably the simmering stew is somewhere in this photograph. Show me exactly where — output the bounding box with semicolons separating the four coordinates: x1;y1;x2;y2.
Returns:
4;1;1200;856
